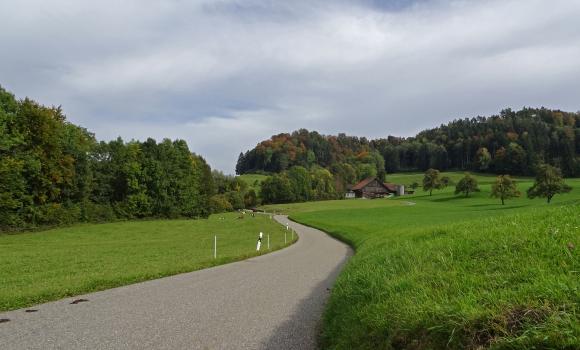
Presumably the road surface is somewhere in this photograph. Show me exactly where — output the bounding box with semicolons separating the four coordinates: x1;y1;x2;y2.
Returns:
0;215;352;349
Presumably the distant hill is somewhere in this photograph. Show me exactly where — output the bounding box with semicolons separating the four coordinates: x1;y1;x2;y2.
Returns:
236;108;580;179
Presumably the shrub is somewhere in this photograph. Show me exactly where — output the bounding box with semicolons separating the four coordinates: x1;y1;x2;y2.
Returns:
37;203;81;226
225;191;245;210
82;202;117;223
210;194;233;213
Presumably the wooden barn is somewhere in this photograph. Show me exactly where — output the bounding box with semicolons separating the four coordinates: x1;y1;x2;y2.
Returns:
346;177;404;199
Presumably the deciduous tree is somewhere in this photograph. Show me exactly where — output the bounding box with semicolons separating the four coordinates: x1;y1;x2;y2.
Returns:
491;175;520;205
422;168;442;196
454;173;480;197
527;164;572;203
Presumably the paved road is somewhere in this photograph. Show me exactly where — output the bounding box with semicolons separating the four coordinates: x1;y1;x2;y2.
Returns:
0;215;352;350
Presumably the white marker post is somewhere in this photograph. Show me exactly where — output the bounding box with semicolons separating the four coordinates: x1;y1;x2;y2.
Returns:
256;232;263;251
267;234;270;250
214;235;217;259
286;223;289;231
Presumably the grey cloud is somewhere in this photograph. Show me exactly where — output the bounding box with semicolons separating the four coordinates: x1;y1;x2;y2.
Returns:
1;0;579;173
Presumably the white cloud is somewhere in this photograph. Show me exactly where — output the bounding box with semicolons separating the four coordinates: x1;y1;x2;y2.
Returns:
1;0;579;173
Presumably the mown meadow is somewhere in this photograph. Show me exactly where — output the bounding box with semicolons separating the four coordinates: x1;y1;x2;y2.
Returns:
0;212;293;312
265;172;580;349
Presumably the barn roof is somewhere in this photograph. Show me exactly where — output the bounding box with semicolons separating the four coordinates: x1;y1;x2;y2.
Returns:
351;177;377;190
383;182;397;192
351;177;399;193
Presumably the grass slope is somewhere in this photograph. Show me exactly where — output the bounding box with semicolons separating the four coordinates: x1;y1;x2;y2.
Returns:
266;173;579;349
238;173;268;195
0;212;293;312
385;171;514;188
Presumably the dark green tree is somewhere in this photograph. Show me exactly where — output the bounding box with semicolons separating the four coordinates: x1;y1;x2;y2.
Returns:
491;175;520;205
287;166;311;201
244;189;258;208
454;173;480;197
0;85;218;230
261;174;295;204
527;164;572;203
310;167;337;200
422;168;442;196
225;191;244;210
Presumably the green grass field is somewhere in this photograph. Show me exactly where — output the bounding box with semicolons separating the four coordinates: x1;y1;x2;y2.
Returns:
265;172;580;349
0;212;293;312
385;171;513;187
238;173;268;195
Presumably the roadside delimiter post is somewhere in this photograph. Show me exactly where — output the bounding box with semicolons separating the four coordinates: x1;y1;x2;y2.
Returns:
256;232;263;251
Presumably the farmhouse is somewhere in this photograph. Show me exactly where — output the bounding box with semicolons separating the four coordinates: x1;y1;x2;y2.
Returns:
346;177;405;199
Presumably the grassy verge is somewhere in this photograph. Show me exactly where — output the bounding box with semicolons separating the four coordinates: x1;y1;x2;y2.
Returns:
264;174;579;349
0;212;294;312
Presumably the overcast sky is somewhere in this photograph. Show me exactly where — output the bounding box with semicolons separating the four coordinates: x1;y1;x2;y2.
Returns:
1;0;579;173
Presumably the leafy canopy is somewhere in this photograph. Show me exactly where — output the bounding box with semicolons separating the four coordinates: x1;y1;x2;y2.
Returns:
423;168;443;196
491;175;521;205
454;172;480;197
527;164;572;203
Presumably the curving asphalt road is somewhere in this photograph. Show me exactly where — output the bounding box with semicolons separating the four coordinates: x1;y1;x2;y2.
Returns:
0;215;352;350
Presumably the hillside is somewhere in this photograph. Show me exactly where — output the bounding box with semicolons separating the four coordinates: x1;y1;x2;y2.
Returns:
236;108;580;179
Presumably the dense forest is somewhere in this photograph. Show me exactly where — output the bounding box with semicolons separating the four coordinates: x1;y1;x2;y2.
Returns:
236;108;580;181
0;86;219;231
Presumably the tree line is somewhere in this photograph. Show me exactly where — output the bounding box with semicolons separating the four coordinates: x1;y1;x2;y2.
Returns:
3;83;577;227
260;166;337;204
209;170;258;212
0;86;220;231
236;108;580;178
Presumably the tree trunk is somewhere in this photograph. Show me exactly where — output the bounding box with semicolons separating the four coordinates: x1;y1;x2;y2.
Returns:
430;189;432;196
501;197;505;205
